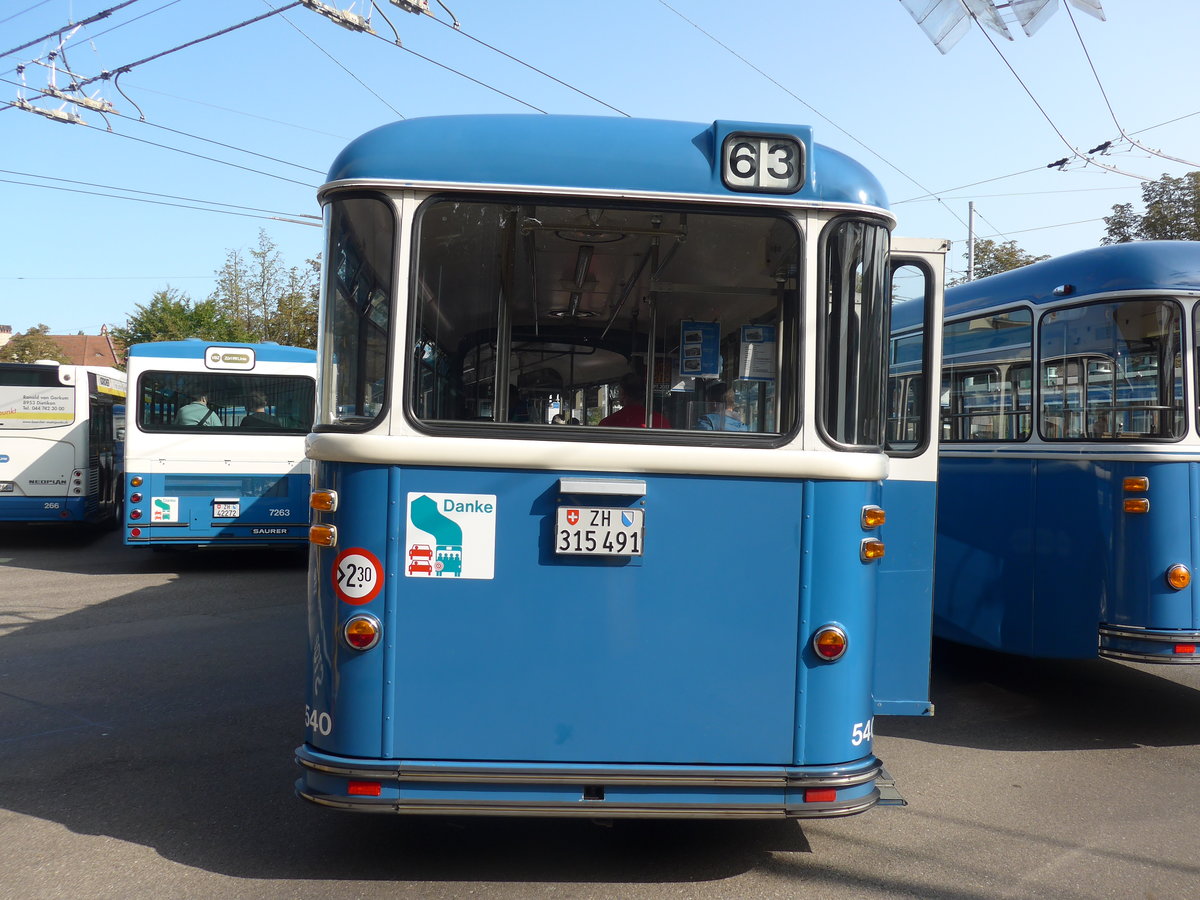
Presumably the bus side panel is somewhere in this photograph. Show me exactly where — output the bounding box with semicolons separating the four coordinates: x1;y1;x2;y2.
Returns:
379;467;808;766
1107;460;1199;633
305;461;390;759
799;480;882;765
934;456;1038;655
872;478;935;716
1029;458;1114;657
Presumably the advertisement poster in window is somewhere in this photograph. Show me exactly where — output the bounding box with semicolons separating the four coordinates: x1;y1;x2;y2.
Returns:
679;322;720;378
739;325;777;381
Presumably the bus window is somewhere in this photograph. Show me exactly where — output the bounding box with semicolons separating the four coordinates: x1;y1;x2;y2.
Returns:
137;372;315;434
405;200;799;437
1040;299;1183;441
887;263;931;453
823;220;890;447
319;196;394;429
941;308;1032;441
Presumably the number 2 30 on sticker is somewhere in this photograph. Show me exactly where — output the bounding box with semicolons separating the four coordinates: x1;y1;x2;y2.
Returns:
332;547;383;605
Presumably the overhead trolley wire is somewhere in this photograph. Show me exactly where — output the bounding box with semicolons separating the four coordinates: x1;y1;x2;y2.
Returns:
1;3;303;113
121;81;350;139
0;1;56;28
0;74;324;181
410;3;630;116
894;167;1047;205
0;0;143;61
70;3;303;91
269;3;406;119
966;8;1150;181
1063;1;1200;169
0;0;186;83
0;175;319;225
0;167;320;221
359;25;547;114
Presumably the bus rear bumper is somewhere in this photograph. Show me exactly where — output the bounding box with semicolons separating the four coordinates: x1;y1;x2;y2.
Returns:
1099;624;1200;664
294;745;883;819
0;496;86;523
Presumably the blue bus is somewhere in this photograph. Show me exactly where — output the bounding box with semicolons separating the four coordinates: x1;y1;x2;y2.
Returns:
0;361;125;526
297;115;945;818
123;341;316;548
935;241;1200;664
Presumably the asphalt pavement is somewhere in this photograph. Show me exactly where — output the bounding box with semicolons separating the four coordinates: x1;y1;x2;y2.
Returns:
1;525;1197;899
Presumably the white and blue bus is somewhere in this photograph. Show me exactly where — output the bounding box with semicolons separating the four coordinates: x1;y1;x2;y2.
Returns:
935;241;1200;664
296;115;946;819
123;341;316;548
0;361;125;526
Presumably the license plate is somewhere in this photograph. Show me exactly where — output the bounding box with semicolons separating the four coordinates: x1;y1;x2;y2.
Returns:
555;506;643;556
213;502;241;518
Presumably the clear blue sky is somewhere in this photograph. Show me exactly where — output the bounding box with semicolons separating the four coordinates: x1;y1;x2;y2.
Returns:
2;0;1197;337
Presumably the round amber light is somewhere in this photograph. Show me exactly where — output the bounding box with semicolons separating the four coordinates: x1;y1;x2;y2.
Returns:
343;615;381;651
1166;565;1191;590
813;626;848;661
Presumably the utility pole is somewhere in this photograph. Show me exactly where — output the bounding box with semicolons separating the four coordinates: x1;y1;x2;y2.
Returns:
967;201;976;282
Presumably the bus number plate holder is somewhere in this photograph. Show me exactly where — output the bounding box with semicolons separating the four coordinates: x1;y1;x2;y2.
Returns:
213;499;241;518
555;506;643;556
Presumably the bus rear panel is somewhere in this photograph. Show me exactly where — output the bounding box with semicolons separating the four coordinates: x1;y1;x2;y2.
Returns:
297;115;944;818
123;341;316;548
0;362;125;526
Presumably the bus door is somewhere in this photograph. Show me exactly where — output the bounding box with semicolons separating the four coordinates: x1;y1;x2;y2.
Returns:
875;239;946;716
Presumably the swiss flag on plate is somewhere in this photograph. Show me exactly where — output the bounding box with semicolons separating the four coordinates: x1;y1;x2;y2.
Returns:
566;509;579;526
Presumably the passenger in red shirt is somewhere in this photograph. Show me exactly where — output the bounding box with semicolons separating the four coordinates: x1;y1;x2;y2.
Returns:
599;373;670;428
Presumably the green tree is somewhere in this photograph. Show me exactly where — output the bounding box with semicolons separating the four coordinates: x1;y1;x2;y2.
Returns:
1102;171;1200;243
110;287;254;350
0;324;71;363
949;238;1050;285
208;230;318;348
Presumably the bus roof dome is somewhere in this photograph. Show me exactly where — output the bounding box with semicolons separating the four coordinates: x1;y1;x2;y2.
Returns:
325;115;889;210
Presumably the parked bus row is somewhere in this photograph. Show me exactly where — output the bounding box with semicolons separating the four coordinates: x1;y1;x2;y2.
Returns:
4;113;1195;827
1;341;317;549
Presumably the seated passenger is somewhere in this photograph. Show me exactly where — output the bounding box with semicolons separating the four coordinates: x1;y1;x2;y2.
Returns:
697;382;748;431
599;373;670;428
173;392;220;427
241;392;281;428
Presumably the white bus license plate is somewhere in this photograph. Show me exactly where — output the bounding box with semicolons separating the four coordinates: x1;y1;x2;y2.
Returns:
555;506;643;556
213;502;241;518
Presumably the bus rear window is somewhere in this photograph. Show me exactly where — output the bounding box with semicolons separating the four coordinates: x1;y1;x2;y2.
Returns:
408;198;799;437
137;372;315;433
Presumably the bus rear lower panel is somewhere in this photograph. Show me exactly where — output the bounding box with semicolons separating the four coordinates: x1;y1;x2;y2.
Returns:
299;463;891;819
0;495;91;524
124;471;310;547
295;750;882;819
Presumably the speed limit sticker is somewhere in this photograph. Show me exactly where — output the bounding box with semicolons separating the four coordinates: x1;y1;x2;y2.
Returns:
332;548;383;605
